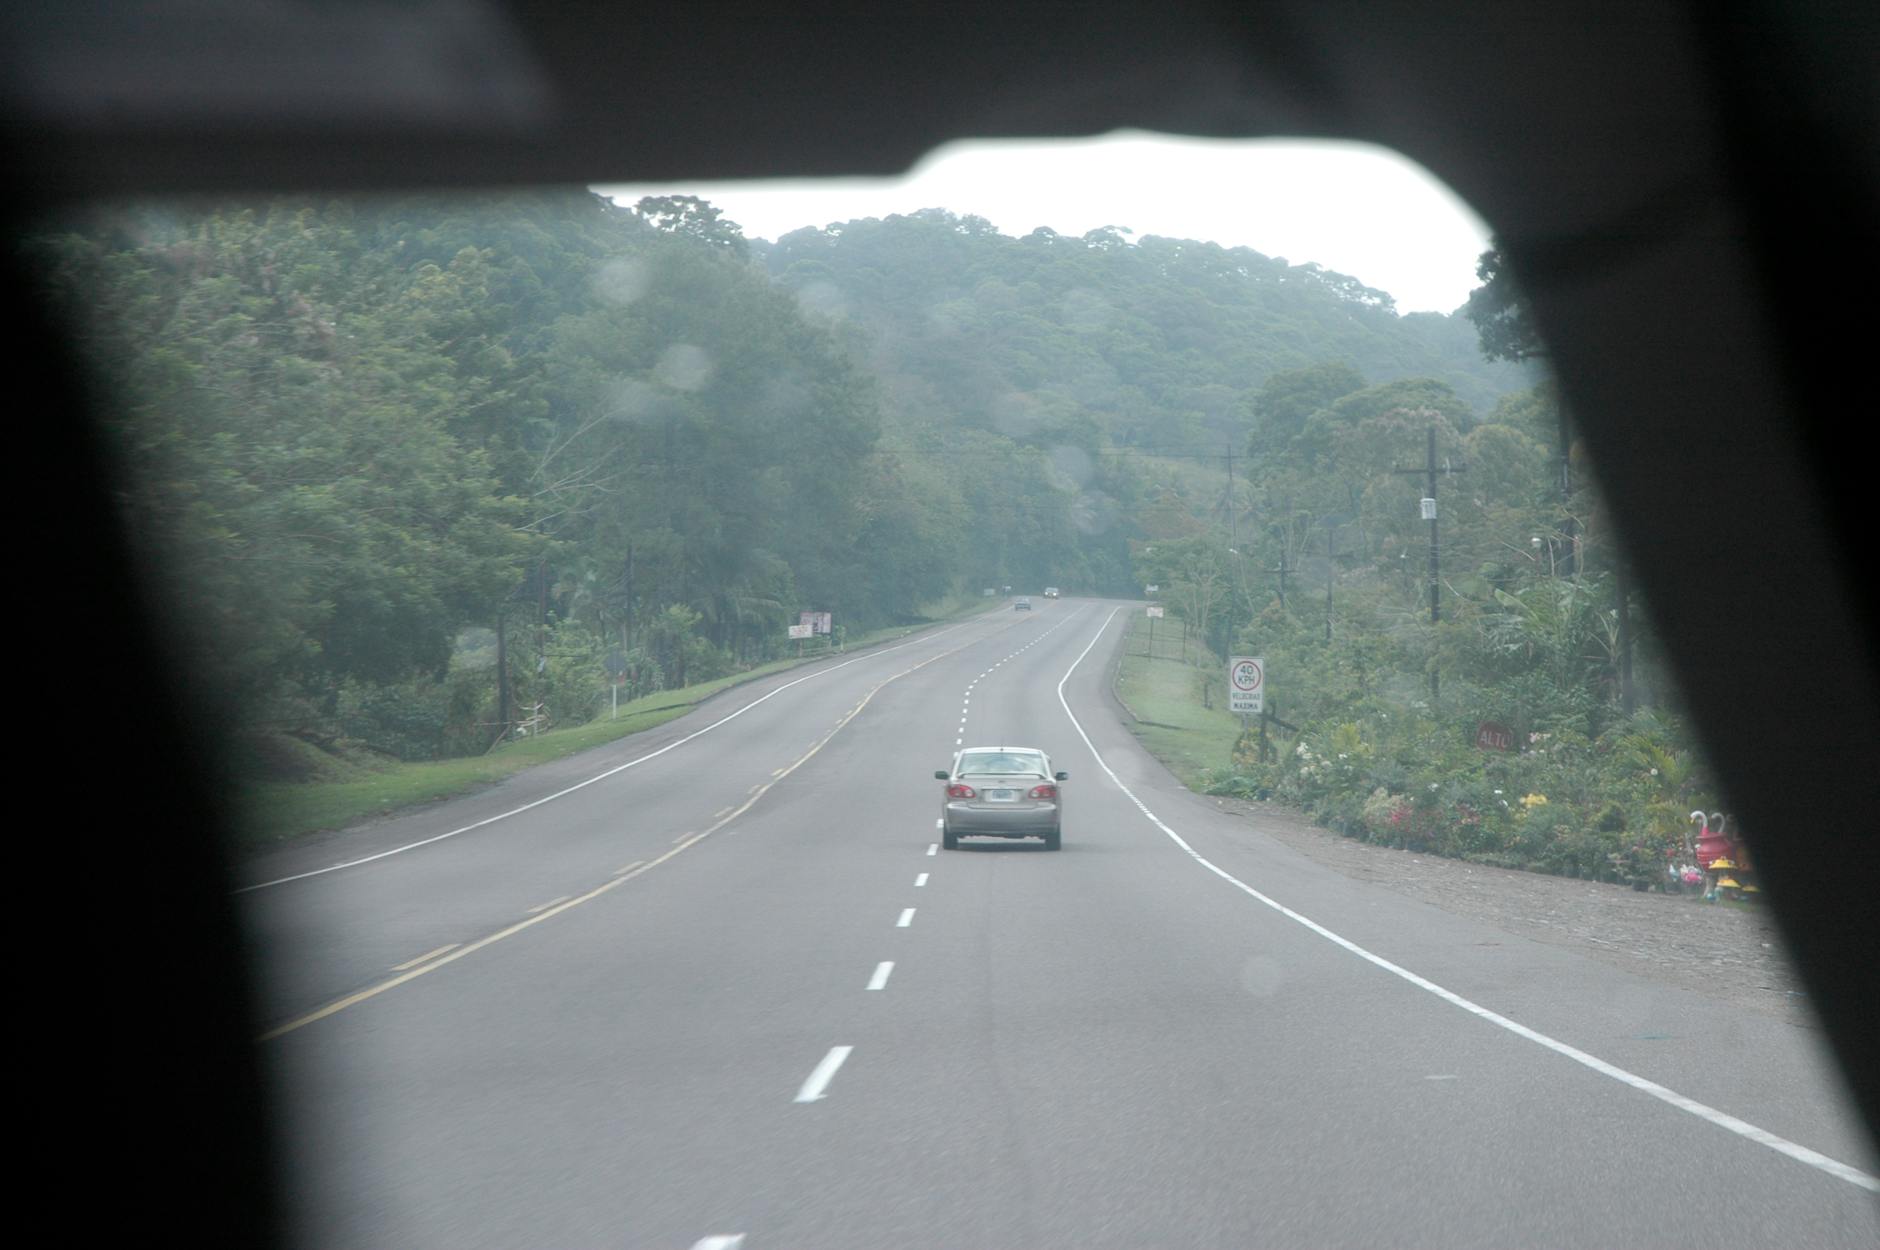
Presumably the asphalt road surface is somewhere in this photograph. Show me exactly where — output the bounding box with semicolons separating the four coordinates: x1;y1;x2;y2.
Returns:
239;600;1880;1249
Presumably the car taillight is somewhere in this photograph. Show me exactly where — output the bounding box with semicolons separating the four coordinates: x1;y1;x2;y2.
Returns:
1028;784;1058;799
947;783;976;798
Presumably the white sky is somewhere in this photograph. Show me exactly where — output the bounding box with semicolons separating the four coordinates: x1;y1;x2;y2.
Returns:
599;132;1492;315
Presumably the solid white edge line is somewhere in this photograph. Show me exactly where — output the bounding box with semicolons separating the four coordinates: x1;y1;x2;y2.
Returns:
793;1045;854;1103
241;616;989;892
1054;606;1880;1195
867;961;894;990
897;908;915;927
690;1234;746;1249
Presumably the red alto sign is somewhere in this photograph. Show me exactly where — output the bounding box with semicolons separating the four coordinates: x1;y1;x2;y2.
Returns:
1476;721;1516;752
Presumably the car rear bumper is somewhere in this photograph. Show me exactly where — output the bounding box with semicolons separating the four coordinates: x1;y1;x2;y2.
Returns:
944;802;1059;836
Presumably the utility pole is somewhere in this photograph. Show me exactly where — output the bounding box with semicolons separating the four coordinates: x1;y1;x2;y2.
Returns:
1427;428;1440;633
493;607;511;748
1616;559;1637;714
1559;401;1579;578
1224;440;1237;550
1271;493;1290;610
1323;521;1338;644
1394;425;1463;701
623;542;634;654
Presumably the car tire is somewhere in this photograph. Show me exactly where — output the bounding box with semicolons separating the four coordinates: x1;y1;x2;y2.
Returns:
942;826;960;850
1043;827;1061;851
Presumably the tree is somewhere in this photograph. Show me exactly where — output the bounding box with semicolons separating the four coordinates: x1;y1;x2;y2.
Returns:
629;195;749;255
1248;360;1366;456
1462;246;1546;364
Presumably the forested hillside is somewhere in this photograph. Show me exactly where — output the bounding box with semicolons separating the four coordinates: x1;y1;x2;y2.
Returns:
759;210;1527;450
34;188;1618;803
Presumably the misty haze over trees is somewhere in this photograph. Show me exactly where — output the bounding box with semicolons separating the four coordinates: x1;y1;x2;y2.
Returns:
32;188;1708;882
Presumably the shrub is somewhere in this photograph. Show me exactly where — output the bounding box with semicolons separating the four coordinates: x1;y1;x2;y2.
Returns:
336;675;451;760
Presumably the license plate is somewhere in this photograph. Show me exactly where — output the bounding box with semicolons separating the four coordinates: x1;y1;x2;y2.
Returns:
986;788;1017;800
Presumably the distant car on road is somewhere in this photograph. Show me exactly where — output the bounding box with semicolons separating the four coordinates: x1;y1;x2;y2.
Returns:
1043;587;1059;598
1014;595;1031;610
936;748;1067;850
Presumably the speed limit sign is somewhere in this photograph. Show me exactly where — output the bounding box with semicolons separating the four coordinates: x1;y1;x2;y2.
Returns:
1229;656;1264;714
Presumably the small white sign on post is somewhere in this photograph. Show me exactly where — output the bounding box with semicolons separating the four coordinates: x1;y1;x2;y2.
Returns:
1145;584;1159;595
1146;604;1165;618
1229;656;1265;715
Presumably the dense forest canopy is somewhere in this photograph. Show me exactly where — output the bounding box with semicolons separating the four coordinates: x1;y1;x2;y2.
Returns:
38;187;1682;827
757;209;1528;451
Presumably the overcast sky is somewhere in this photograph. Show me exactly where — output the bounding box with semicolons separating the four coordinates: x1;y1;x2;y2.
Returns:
599;132;1493;315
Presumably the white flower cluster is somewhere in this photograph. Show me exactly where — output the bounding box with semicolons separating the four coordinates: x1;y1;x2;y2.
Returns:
1295;741;1318;778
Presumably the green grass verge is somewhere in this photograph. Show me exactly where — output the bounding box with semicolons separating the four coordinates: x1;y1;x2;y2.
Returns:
1111;612;1246;789
240;592;991;848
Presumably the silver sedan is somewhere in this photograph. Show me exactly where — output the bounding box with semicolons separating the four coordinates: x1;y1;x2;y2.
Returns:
935;747;1067;850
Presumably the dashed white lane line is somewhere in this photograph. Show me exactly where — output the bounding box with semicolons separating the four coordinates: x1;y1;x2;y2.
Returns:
258;620;1015;1042
927;843;938;856
1053;607;1880;1195
867;961;894;991
915;872;929;887
690;1237;745;1250
793;1046;853;1103
391;944;459;972
897;908;916;927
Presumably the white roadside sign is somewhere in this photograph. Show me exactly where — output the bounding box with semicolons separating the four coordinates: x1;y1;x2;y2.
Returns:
1229;655;1265;714
1146;605;1165;618
787;623;812;639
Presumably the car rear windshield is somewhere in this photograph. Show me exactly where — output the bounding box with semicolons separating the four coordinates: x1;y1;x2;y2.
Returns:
960;753;1045;775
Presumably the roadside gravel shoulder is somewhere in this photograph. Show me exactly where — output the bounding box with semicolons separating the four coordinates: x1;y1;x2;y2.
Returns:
1206;793;1812;1025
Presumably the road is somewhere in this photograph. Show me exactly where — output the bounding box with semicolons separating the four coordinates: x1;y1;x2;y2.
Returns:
239;600;1880;1249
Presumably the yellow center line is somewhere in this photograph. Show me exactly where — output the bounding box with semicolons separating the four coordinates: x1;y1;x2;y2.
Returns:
258;639;969;1043
390;943;459;972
